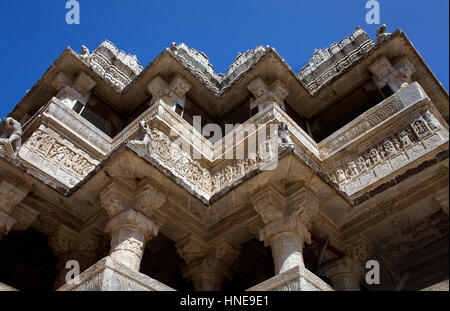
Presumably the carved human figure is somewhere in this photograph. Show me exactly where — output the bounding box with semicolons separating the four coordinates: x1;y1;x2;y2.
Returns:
278;123;293;147
80;45;90;61
423;111;440;130
413;120;430;137
132;121;152;155
393;137;402;151
369;148;381;165
383;139;397;156
356;156;367;172
375;24;391;44
0;117;22;158
399;131;412;147
336;169;347;184
346;161;359;179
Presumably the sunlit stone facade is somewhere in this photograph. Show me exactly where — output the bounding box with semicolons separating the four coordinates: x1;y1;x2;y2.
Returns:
0;25;448;291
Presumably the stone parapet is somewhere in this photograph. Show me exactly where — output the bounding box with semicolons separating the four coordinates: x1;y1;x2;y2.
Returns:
57;256;175;291
246;265;333;291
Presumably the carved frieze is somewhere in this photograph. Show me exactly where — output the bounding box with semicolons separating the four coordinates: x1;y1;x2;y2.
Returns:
19;126;99;188
329;110;446;196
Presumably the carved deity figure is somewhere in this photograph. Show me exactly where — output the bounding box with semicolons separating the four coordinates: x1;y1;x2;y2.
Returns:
277;122;293;147
0;117;23;158
369;148;381;165
399;130;412;147
336;169;347;184
346;161;359;179
131;121;152;155
376;24;391;44
383;139;397;156
413;120;430;137
80;45;90;62
424;111;440;130
357;156;367;172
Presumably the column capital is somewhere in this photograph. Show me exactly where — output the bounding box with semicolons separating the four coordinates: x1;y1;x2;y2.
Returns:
176;235;240;291
99;182;133;218
324;256;365;291
0;179;29;214
259;214;311;248
369;56;415;92
134;183;167;222
147;74;191;108
48;226;77;256
346;236;374;266
247;77;289;111
105;209;159;241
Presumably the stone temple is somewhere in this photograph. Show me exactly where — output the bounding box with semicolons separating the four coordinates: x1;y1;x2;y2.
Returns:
0;25;448;291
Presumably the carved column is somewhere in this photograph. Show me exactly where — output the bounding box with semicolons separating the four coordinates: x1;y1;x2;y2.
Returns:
0;180;29;239
147;74;191;112
105;209;158;271
325;256;365;291
369;56;415;92
176;235;240;291
100;182;167;272
251;183;319;275
247;77;289;112
51;227;108;289
325;236;373;291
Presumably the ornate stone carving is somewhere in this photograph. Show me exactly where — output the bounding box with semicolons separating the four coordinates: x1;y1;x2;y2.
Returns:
248;77;288;111
278;122;294;147
19;127;99;188
298;27;374;94
324;256;364;291
87;40;143;91
105;209;159;271
80;45;90;62
375;24;391;44
147;75;191;110
0;210;16;239
130;121;152;155
0;117;22;159
176;235;240;291
369;56;415;92
330;110;445;196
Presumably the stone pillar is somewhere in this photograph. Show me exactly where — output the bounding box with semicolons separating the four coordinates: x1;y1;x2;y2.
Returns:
247;77;289;112
51;228;108;289
325;256;364;291
251;183;319;275
369;56;415;92
147;74;191;112
106;209;158;271
100;181;167;272
0;180;29;240
176;235;240;291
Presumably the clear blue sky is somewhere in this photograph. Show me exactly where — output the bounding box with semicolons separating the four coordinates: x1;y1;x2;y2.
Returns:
0;0;448;119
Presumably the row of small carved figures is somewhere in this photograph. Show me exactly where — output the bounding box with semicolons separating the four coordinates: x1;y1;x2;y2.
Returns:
26;131;95;177
331;111;441;185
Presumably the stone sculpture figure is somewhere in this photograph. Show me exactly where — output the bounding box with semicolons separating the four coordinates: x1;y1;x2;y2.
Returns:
80;45;91;62
424;111;440;130
413;120;430;136
399;130;412;147
131;121;152;155
357;156;367;172
383;139;397;156
336;169;347;184
346;161;359;179
369;148;381;165
0;117;22;158
376;24;391;44
278;122;294;147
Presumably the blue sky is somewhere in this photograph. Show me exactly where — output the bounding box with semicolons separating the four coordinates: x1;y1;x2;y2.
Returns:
0;0;448;119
